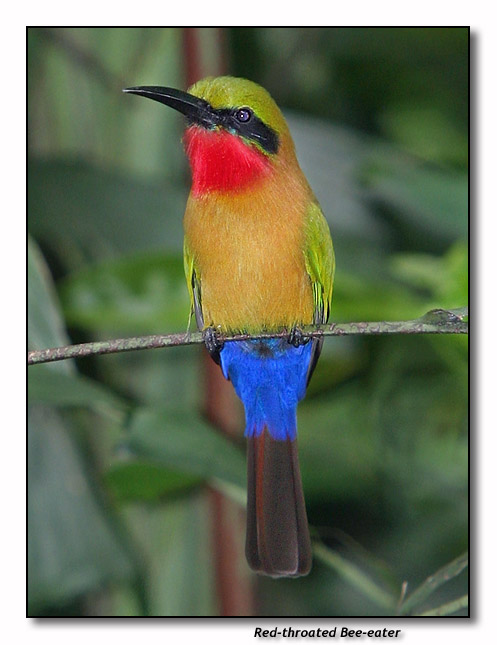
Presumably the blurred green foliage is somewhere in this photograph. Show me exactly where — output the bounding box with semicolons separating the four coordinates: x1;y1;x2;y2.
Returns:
27;27;468;617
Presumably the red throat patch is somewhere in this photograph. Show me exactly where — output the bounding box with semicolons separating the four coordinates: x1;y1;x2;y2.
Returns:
183;126;272;196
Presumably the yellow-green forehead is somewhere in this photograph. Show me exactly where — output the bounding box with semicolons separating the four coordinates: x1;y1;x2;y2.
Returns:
187;76;288;133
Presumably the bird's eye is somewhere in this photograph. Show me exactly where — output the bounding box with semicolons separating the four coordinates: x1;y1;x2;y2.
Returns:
235;108;252;123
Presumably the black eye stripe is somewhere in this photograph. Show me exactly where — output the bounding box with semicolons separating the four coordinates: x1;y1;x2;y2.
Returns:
214;107;279;154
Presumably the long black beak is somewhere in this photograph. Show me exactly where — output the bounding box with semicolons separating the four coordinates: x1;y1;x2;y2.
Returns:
123;86;219;128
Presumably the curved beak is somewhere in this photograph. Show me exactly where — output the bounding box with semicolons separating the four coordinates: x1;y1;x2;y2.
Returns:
123;86;219;128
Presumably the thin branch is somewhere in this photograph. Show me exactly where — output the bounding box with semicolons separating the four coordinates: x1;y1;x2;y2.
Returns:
313;542;396;611
27;307;467;367
415;594;468;617
398;550;468;615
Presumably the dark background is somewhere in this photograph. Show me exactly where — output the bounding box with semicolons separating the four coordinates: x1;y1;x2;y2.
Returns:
28;27;468;617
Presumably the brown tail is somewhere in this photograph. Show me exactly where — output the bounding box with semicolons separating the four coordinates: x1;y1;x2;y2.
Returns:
245;428;312;577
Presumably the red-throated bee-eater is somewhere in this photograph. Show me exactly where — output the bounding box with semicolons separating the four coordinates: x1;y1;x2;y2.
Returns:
124;77;335;577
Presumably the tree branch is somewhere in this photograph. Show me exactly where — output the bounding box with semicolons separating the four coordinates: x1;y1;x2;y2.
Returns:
27;307;467;366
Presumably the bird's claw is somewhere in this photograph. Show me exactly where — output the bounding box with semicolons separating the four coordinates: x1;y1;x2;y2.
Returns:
287;326;310;348
203;326;224;364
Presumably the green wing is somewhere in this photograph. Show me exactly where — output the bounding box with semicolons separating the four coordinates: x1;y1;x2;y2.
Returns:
303;200;335;325
303;200;335;385
183;237;203;330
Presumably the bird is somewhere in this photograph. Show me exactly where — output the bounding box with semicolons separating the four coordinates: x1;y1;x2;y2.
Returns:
124;77;335;577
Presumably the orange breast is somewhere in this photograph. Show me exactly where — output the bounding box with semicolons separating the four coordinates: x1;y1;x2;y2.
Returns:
184;168;314;333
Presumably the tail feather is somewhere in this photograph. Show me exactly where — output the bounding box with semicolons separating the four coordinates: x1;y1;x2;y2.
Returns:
246;429;312;577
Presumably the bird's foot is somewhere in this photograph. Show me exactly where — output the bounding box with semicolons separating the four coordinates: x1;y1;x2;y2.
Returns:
287;326;310;348
203;326;224;364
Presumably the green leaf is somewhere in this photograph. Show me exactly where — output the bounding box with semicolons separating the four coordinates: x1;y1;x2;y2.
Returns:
28;405;135;613
122;493;216;616
125;406;246;492
364;155;468;243
28;236;74;373
330;268;426;324
398;551;468;615
313;543;397;611
105;461;202;502
378;104;468;166
28;367;128;420
28;160;186;271
29;28;184;180
416;594;468;617
59;251;189;334
391;242;468;310
28;236;134;614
